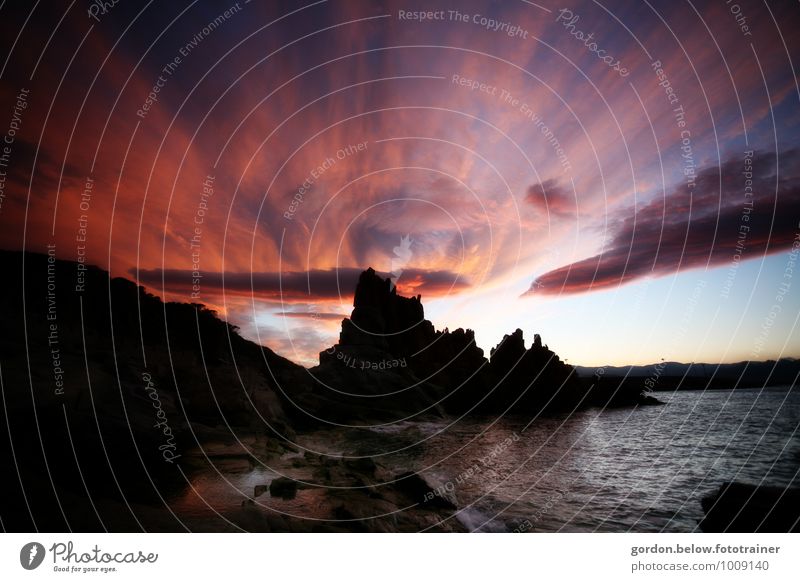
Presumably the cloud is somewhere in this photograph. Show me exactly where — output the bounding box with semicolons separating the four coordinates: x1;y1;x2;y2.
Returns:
277;311;344;321
134;266;470;302
252;324;334;367
525;179;576;218
527;149;800;295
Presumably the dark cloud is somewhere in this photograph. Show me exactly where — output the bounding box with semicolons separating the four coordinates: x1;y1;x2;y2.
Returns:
277;311;344;321
134;266;470;302
5;139;85;198
527;150;800;295
525;179;576;218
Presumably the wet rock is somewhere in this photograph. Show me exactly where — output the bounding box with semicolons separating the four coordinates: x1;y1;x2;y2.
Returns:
269;477;298;500
392;472;457;510
342;456;378;476
699;482;800;532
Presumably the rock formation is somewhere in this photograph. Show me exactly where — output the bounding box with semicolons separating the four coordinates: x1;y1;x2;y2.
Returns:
298;267;582;422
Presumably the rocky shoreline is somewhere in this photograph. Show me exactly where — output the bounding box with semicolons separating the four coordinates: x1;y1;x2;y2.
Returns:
0;251;660;532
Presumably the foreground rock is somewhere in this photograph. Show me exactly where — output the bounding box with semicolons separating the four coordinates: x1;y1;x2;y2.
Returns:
269;477;298;500
582;376;665;407
225;455;467;532
699;482;800;532
0;250;305;531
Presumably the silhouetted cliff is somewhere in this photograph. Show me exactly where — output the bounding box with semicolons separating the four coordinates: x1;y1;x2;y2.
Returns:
297;267;583;421
0;250;304;530
0;253;655;531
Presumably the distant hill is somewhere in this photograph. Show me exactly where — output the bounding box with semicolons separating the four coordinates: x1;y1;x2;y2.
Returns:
574;359;799;389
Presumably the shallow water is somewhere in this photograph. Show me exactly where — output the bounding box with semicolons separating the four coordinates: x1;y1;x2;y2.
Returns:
173;387;800;532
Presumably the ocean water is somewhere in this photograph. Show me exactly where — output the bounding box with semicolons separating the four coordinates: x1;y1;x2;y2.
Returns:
173;387;800;532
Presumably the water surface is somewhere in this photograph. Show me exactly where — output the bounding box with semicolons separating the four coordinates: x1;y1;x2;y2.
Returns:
173;387;800;532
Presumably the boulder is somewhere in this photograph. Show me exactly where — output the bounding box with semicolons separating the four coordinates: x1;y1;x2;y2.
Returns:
699;482;800;532
269;477;298;500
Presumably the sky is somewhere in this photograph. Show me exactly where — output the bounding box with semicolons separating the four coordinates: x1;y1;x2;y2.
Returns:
1;0;798;367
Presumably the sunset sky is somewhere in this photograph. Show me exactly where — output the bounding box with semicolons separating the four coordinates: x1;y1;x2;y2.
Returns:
1;0;798;367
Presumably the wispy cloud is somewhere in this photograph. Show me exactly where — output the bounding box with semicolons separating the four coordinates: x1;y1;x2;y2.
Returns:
527;150;800;295
134;266;470;302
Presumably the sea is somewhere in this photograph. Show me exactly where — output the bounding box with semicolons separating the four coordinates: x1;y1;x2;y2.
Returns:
171;386;800;532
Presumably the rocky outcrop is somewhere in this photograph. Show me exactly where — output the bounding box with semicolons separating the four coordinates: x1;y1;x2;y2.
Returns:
228;455;466;533
0;253;616;532
269;477;298;500
297;267;582;422
0;250;304;530
699;482;800;532
486;327;581;412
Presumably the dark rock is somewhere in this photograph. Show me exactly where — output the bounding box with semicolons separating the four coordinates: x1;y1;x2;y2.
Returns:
392;472;457;510
269;477;298;500
486;327;582;412
301;267;583;422
490;328;526;367
585;376;665;407
310;456;381;487
342;456;378;476
699;482;800;532
254;484;268;498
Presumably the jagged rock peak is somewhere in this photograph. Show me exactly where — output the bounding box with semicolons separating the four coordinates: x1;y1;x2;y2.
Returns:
491;328;525;358
354;267;422;308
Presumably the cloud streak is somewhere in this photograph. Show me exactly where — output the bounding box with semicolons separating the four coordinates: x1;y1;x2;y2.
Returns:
525;179;576;219
527;150;800;295
134;266;470;302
